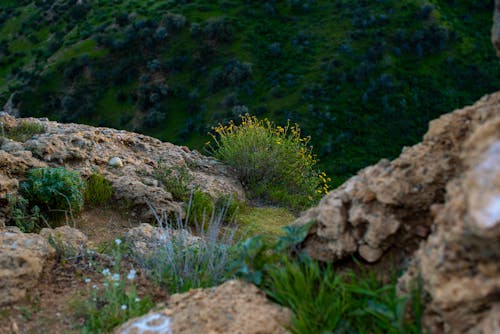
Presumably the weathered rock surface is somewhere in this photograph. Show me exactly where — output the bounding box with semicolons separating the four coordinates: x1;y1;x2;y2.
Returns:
0;113;244;222
114;280;292;334
295;92;500;263
40;226;89;255
493;0;500;56
0;227;55;305
125;223;201;260
398;115;500;333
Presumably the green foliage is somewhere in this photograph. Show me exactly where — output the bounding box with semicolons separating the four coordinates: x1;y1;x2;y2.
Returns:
76;242;154;334
6;193;43;232
19;167;84;221
139;203;240;293
84;173;113;207
153;165;193;202
231;223;422;333
208;115;329;209
1;120;45;142
187;189;215;225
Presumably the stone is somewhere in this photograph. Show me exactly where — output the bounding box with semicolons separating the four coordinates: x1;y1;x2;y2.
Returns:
0;228;55;306
114;280;292;334
125;223;201;260
295;92;500;264
108;157;124;168
398;115;500;333
0;113;244;223
40;226;88;255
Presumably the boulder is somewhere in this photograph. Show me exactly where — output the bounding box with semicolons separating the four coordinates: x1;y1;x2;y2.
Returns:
0;228;55;306
114;280;292;334
0;113;244;222
295;92;500;263
40;226;88;256
398;115;500;333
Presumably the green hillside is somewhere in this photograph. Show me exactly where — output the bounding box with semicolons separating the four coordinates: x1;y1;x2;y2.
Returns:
1;0;498;184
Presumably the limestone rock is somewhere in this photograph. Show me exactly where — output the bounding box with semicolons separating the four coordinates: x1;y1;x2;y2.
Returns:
0;114;244;222
398;115;500;333
40;226;88;255
125;223;201;260
114;280;292;334
295;92;500;263
0;228;55;306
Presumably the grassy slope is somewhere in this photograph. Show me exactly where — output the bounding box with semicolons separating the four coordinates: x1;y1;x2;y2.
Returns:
0;0;498;185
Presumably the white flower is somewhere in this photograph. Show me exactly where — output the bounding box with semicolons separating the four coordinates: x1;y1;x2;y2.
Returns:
102;268;111;276
115;239;122;246
92;285;98;289
111;273;120;281
127;269;137;281
121;304;127;310
135;297;140;302
84;278;91;283
114;282;120;287
103;282;109;287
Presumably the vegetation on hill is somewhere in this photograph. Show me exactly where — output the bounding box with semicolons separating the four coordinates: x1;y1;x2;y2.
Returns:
1;0;498;184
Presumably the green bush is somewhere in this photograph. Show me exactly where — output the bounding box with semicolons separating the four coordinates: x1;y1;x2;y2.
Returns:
153;165;193;202
84;173;113;206
20;167;85;219
2;120;45;142
208;114;329;209
7;193;43;233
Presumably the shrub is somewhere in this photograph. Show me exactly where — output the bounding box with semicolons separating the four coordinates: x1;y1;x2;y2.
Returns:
84;173;113;207
20;167;85;219
7;194;43;233
2;120;45;142
202;17;233;43
153;165;193;201
139;201;240;293
207;114;329;209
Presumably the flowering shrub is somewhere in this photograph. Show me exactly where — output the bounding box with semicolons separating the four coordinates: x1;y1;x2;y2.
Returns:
207;114;330;209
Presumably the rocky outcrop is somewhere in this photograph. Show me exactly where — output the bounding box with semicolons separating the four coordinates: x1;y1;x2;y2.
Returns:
493;0;500;56
0;113;244;222
295;92;500;263
398;115;500;333
0;227;56;305
114;280;292;334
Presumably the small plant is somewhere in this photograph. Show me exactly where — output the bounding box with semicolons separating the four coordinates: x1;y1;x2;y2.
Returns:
19;167;85;221
76;239;154;333
84;173;113;207
7;194;44;233
208;114;330;209
138;201;240;293
2;120;45;142
153;165;193;201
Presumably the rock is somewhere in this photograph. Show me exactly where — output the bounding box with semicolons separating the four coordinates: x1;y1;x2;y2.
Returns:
114;280;292;334
295;92;500;263
0;228;56;306
0;113;244;222
125;223;201;260
493;0;500;56
398;115;500;333
108;157;124;168
40;226;88;255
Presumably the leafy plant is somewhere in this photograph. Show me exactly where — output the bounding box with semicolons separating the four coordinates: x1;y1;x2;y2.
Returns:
2;120;45;142
19;167;85;222
84;173;113;207
6;193;44;233
208;114;330;209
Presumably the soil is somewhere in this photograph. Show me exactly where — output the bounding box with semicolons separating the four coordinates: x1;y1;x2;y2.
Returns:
0;207;168;334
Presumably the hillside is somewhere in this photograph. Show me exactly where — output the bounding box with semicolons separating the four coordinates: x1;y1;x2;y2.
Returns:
1;0;498;184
